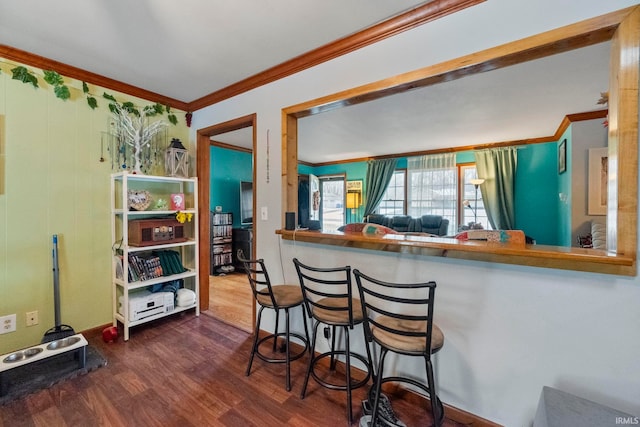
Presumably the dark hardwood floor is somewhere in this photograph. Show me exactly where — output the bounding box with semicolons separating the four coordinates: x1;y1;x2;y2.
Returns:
0;313;472;427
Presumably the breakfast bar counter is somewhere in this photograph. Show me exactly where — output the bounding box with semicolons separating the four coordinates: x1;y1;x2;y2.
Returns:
276;229;634;275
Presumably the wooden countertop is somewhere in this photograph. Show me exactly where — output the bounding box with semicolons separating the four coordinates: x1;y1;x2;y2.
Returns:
276;229;635;276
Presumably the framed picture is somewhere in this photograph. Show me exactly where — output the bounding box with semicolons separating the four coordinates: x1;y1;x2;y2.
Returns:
588;147;608;215
558;139;567;174
346;180;362;192
170;193;185;210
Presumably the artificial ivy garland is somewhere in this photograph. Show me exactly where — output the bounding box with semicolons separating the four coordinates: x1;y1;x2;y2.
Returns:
2;65;178;125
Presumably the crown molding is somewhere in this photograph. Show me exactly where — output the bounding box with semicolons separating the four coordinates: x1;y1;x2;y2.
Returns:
0;45;189;112
187;0;484;111
0;0;483;112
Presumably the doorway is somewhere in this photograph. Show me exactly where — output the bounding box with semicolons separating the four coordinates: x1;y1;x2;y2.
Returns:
319;175;345;232
196;114;256;333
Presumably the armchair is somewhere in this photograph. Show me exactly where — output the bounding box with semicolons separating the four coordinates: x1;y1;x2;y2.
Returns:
388;215;414;232
365;214;390;227
415;215;449;236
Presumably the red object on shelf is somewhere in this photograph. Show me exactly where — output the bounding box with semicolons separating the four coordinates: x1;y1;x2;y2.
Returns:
170;193;185;210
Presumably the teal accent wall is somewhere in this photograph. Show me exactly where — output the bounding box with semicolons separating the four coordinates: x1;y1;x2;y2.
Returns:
557;127;572;246
514;142;560;245
299;161;368;222
456;151;476;164
210;146;253;227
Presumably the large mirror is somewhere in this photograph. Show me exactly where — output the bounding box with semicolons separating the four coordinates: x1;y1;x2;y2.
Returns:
282;8;638;275
297;42;609;246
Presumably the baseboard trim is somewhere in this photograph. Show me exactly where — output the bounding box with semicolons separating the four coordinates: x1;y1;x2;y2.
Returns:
80;323;111;339
259;329;502;427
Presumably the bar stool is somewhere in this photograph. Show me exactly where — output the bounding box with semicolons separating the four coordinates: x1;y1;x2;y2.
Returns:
353;269;445;427
239;252;310;391
293;258;372;424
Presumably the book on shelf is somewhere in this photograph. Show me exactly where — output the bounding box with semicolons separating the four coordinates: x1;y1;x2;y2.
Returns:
211;212;232;226
119;250;187;282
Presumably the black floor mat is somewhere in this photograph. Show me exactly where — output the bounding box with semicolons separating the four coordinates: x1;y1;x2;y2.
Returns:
0;345;107;405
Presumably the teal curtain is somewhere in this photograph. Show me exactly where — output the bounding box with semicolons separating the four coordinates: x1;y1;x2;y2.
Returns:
474;148;517;230
363;158;398;217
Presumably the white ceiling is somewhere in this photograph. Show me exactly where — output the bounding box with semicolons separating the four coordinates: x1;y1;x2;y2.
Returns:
1;1;610;164
213;42;610;163
296;41;610;163
0;0;427;102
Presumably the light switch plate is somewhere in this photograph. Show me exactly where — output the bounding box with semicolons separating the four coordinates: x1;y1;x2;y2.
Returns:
261;206;268;221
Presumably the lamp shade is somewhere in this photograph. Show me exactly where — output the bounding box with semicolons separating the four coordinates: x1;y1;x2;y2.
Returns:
346;192;361;209
470;178;485;186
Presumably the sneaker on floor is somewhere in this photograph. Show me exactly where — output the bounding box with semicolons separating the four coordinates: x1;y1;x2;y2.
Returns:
360;394;407;427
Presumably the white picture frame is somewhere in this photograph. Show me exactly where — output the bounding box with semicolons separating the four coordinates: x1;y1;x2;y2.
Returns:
588;147;608;215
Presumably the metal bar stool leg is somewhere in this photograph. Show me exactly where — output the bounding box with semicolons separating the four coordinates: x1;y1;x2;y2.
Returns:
301;307;312;355
370;348;388;427
246;305;264;376
300;320;320;399
273;308;281;352
330;325;338;370
344;326;353;424
284;307;291;391
426;358;443;427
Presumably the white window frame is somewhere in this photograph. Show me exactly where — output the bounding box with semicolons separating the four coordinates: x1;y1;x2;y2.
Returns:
376;169;406;216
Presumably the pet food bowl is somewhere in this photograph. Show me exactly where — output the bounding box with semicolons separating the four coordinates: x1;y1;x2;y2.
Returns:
3;347;43;363
46;336;81;351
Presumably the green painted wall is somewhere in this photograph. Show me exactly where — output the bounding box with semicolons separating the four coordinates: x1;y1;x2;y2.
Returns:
0;58;190;353
210;146;253;227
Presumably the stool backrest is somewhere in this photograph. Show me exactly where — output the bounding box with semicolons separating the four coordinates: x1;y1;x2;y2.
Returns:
353;269;438;356
238;251;277;308
293;258;356;327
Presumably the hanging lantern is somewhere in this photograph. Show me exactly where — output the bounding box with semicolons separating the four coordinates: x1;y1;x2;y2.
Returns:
165;138;189;177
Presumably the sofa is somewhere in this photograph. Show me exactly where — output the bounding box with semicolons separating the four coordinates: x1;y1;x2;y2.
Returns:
364;214;449;236
577;219;606;250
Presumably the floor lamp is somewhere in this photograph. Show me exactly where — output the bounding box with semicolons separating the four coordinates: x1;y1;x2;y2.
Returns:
346;192;361;223
469;178;485;225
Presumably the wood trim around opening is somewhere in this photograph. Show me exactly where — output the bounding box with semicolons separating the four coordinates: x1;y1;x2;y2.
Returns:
196;114;257;317
282;7;639;276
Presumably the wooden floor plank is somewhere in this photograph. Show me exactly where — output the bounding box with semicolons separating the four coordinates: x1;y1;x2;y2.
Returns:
0;313;471;426
208;272;254;333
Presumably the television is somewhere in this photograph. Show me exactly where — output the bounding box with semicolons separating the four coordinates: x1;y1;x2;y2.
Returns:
240;181;253;226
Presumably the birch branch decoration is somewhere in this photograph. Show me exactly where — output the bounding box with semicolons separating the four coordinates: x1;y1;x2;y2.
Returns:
111;102;168;173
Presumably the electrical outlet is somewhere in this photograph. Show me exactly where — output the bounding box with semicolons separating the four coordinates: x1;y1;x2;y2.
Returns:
26;311;38;326
0;314;16;334
261;206;268;221
323;326;331;340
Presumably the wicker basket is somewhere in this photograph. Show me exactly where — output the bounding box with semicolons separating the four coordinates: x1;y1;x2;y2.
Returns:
127;190;152;211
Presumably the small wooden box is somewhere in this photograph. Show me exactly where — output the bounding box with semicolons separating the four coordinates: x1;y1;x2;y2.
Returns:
128;218;187;247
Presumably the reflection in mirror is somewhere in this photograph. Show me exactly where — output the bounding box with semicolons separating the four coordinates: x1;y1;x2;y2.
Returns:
296;42;611;248
282;8;639;275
